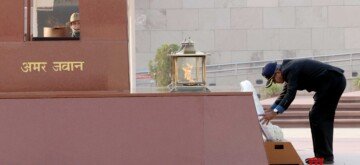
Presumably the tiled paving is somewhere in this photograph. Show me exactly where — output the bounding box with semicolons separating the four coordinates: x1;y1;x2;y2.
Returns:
283;128;360;164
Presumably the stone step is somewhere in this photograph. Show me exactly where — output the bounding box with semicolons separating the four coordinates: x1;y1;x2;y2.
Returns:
340;96;360;103
263;103;360;111
271;119;360;128
276;111;360;119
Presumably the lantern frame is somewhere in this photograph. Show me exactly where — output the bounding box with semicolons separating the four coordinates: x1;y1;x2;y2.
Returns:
168;39;209;92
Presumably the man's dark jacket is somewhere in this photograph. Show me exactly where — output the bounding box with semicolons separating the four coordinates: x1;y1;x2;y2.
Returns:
273;59;344;112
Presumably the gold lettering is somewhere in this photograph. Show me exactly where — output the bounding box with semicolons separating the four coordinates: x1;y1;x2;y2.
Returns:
73;61;84;71
21;62;47;73
52;61;85;72
21;62;31;73
52;62;62;72
53;62;71;71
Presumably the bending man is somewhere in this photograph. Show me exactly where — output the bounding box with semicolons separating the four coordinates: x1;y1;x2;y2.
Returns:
260;59;346;164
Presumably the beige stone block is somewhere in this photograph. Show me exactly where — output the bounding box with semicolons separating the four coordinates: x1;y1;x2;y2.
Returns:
208;51;233;64
295;50;314;57
263;51;284;60
219;51;234;64
150;31;183;51
215;30;247;51
279;29;311;49
279;0;311;6
231;8;262;29
136;30;151;53
264;7;296;28
183;30;215;51
264;50;314;60
231;51;259;62
215;0;246;8
183;0;215;8
135;9;167;30
167;9;199;30
312;28;344;49
311;0;343;6
281;50;297;59
135;10;148;30
296;7;327;28
199;9;230;29
136;0;150;9
344;0;360;5
247;0;279;7
150;0;182;8
148;10;167;29
345;28;360;49
250;51;264;61
215;76;239;86
247;29;279;50
313;49;359;56
329;6;360;27
136;53;155;71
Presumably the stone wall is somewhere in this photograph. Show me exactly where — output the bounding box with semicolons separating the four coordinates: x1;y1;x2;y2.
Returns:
135;0;360;87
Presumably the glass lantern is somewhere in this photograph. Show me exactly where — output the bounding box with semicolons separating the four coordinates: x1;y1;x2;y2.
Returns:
168;38;209;92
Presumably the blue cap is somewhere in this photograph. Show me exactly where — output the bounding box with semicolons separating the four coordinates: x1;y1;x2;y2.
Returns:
262;61;278;88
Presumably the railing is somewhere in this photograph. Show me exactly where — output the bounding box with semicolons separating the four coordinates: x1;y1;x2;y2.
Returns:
137;53;360;90
206;53;360;77
205;53;360;90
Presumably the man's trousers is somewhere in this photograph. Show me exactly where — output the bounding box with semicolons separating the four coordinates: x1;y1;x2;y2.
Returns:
309;71;346;161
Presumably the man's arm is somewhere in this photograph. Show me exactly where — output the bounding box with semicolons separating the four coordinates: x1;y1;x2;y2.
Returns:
260;73;298;125
261;83;288;125
271;83;288;109
275;72;298;113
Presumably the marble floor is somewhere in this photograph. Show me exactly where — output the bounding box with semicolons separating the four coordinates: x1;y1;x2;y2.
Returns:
283;128;360;165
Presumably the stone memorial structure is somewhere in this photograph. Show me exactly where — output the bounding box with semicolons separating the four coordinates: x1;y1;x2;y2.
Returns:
0;1;268;164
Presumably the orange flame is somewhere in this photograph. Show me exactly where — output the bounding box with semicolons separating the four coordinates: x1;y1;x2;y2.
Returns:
182;63;194;83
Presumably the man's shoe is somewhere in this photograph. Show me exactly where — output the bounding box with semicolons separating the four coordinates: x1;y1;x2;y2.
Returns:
305;157;323;164
305;157;334;164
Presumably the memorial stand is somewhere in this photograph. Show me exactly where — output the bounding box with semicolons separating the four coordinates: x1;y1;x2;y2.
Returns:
240;80;303;165
264;141;303;165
